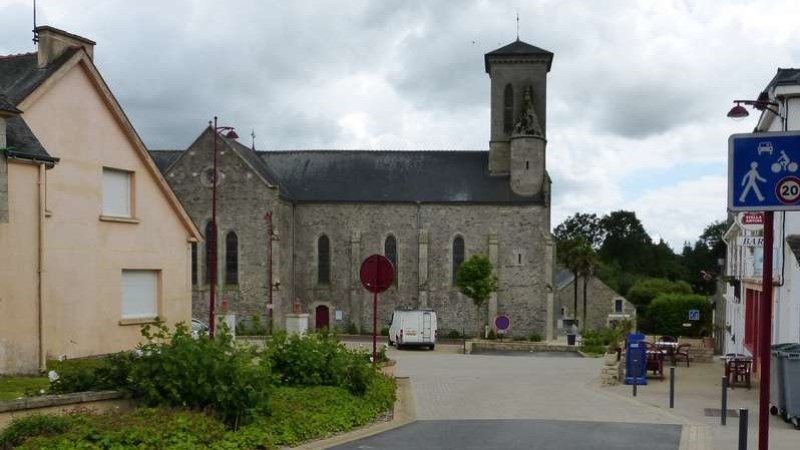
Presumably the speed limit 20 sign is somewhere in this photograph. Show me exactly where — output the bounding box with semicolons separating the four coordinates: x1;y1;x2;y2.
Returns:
776;176;800;204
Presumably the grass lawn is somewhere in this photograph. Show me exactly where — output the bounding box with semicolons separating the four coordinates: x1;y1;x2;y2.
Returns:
0;376;49;401
1;375;396;449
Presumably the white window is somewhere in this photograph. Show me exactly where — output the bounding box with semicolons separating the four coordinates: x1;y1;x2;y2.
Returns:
122;270;158;319
103;168;132;217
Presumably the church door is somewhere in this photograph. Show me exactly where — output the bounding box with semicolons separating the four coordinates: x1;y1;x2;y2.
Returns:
315;305;330;330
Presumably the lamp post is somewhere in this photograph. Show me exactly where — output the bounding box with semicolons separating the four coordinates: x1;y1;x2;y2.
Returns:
727;98;786;450
209;116;238;338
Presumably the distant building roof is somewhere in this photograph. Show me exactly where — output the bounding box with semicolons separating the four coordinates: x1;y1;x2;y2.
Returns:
258;150;544;204
765;68;800;91
485;39;554;72
0;94;20;114
148;148;546;204
556;268;575;290
149;149;183;172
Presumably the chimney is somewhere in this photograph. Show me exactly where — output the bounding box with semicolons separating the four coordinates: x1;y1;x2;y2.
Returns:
35;26;95;68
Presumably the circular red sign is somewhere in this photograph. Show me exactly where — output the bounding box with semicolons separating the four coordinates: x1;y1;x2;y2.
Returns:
360;254;394;294
776;176;800;205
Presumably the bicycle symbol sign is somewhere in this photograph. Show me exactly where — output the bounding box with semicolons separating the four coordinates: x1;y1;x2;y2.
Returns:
729;131;800;211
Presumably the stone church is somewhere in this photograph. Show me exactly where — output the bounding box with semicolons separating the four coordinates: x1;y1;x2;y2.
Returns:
149;39;557;339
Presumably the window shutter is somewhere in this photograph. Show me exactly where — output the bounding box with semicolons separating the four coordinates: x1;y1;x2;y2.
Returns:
103;169;131;217
122;270;157;318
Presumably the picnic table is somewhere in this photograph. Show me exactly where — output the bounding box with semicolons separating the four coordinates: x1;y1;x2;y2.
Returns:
654;340;692;367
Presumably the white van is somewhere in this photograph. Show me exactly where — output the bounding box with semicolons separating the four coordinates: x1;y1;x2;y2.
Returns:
388;309;437;350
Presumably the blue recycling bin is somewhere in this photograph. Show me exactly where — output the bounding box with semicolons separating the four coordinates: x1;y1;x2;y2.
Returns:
625;332;648;386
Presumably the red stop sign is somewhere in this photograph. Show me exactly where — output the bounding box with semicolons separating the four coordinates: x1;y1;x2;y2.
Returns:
360;254;394;293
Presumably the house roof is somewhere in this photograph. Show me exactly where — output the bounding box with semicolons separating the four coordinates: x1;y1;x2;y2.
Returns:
556;268;575;290
257;149;545;204
765;68;800;91
0;94;20;114
0;49;78;162
485;39;554;72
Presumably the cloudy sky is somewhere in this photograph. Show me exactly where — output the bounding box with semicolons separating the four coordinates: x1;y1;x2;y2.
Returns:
2;0;797;249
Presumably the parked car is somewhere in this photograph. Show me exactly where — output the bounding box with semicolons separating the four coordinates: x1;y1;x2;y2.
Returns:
388;309;437;350
191;318;209;338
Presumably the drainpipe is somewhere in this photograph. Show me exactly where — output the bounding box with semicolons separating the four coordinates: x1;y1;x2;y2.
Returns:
37;162;46;372
265;211;273;333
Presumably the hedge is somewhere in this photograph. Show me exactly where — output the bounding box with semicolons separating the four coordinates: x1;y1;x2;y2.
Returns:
648;293;710;337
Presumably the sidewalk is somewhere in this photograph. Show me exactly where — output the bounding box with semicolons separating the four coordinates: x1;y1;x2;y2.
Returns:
606;360;799;449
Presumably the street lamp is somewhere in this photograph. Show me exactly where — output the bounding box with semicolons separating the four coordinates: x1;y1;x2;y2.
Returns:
727;92;783;120
209;116;237;338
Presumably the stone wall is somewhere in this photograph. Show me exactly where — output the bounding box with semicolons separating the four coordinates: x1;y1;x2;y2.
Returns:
293;202;552;338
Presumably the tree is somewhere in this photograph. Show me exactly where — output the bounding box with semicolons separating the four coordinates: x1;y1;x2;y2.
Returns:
574;243;600;329
554;213;604;248
598;211;653;273
455;255;498;337
681;220;728;295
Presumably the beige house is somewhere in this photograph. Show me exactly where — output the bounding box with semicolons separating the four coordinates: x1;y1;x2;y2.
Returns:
0;27;201;374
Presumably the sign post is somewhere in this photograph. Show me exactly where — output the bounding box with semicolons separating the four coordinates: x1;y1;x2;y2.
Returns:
494;314;510;341
728;131;800;450
359;254;394;365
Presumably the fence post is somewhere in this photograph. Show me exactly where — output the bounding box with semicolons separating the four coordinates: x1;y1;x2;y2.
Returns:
633;383;637;397
738;408;749;450
669;367;675;408
721;376;729;426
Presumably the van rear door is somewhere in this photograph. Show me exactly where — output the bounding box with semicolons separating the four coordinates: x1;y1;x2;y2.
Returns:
422;311;433;341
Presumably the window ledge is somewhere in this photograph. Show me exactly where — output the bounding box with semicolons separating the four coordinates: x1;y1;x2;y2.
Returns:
119;317;157;326
100;215;139;224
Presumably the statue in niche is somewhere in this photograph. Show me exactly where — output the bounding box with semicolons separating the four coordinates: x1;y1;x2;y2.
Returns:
513;86;543;137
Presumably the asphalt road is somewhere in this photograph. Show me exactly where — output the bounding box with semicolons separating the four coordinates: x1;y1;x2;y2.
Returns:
332;419;682;450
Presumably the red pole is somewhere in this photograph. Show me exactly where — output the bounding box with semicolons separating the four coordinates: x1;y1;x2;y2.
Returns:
373;291;378;365
758;210;774;450
265;212;273;334
209;116;218;338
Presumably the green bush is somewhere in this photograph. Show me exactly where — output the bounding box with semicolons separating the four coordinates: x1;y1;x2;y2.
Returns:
4;379;397;449
0;414;71;448
528;332;543;342
380;326;389;336
648;293;710;337
487;329;496;340
345;322;359;335
267;331;379;395
126;321;272;427
446;330;462;339
237;314;268;336
627;278;692;308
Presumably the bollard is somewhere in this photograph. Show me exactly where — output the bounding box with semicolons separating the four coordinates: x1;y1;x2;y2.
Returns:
738;408;749;450
633;383;637;397
721;376;728;426
669;367;675;408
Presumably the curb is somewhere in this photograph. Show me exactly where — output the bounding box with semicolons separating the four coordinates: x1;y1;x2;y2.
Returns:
291;376;416;449
586;379;711;450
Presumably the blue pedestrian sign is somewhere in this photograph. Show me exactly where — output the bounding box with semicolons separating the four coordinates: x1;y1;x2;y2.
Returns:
688;309;700;321
729;131;800;211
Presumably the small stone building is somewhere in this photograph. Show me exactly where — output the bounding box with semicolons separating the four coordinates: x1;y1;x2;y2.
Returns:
554;269;636;333
150;39;558;339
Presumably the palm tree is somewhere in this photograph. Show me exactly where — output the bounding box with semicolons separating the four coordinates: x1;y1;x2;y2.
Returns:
557;238;583;326
574;243;600;329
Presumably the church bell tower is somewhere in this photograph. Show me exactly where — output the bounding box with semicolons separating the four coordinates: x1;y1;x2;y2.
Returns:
485;39;553;196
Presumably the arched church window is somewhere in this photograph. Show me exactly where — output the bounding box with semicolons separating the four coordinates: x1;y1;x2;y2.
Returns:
225;231;238;285
385;235;398;285
452;236;465;284
503;84;514;133
204;221;215;285
318;235;330;284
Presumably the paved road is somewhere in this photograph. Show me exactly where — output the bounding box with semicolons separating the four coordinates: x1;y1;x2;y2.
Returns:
334;350;689;450
333;419;682;450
